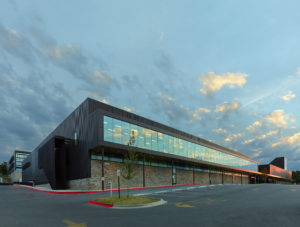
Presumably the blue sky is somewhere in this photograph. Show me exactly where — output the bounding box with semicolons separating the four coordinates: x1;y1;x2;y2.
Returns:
1;0;300;170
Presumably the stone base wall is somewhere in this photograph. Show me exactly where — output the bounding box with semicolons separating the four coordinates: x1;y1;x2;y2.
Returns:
242;176;249;184
145;165;172;187
176;169;193;185
10;171;22;182
233;176;242;184
89;160;143;190
37;183;51;189
69;178;90;190
211;173;222;184
195;171;210;184
69;160;248;190
224;175;233;184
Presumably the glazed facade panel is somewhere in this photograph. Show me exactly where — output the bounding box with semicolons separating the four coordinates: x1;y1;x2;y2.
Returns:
103;116;257;171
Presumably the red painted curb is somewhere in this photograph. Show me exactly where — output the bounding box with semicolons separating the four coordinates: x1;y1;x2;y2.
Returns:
15;183;205;195
87;200;113;208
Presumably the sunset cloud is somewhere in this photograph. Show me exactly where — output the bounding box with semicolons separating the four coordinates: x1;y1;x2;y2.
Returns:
265;109;294;128
246;121;262;132
242;138;254;144
215;100;240;113
123;107;131;112
272;132;300;147
213;128;227;134
266;130;278;136
200;72;248;95
281;91;296;102
196;107;211;114
225;133;243;142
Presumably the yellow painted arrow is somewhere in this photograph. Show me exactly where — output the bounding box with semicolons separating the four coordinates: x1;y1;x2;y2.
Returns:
63;219;87;227
175;202;195;208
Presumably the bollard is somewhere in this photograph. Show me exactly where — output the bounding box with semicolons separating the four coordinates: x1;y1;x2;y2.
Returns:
108;181;112;197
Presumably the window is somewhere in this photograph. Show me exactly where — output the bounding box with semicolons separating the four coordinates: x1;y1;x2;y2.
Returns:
103;115;257;171
151;130;158;151
112;119;122;144
104;116;113;142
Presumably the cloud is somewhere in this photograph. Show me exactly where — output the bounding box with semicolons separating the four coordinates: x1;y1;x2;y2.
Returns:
101;99;109;104
196;107;211;114
251;148;263;158
272;132;300;147
215;100;240;113
88;69;115;86
281;91;296;102
0;66;73;163
213;128;227;134
0;24;37;63
155;92;190;122
157;92;174;105
246;121;262;132
28;27;117;97
199;72;248;95
192;113;202;121
155;92;204;124
242;138;254;144
123;107;132;112
224;133;243;142
249;130;278;142
265;109;295;128
266;130;278;136
257;134;267;140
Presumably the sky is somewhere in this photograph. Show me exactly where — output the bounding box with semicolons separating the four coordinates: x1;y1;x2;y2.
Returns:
1;0;300;170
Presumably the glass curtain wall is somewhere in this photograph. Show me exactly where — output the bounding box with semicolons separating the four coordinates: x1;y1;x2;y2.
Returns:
103;116;257;171
15;152;30;172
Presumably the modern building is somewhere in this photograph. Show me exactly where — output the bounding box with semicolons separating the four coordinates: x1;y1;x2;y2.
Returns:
8;150;31;182
258;157;292;181
22;98;291;190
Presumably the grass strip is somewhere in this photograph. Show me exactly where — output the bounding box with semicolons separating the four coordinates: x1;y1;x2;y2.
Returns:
93;196;159;205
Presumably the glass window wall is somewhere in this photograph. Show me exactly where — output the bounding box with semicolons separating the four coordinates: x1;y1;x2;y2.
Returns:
103;116;257;171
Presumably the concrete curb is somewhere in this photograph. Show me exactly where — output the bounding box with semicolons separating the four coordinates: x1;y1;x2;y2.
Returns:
14;183;206;195
87;200;114;208
87;199;167;209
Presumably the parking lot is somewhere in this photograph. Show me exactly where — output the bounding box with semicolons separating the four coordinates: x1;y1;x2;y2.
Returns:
1;184;300;227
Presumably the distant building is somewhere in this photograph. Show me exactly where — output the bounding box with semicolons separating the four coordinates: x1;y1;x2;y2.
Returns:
8;150;31;182
258;157;292;180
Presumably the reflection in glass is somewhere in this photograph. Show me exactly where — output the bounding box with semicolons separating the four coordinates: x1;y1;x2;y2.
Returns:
103;115;257;171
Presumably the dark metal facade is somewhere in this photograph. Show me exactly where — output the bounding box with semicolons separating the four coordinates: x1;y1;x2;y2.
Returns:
22;99;99;187
270;157;286;170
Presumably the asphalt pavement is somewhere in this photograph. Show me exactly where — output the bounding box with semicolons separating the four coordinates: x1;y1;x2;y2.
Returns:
1;184;300;227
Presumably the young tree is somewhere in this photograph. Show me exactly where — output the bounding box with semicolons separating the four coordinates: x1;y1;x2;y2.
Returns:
0;162;7;176
122;131;138;196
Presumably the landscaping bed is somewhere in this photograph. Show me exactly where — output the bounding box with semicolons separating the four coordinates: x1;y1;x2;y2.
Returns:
93;196;159;205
